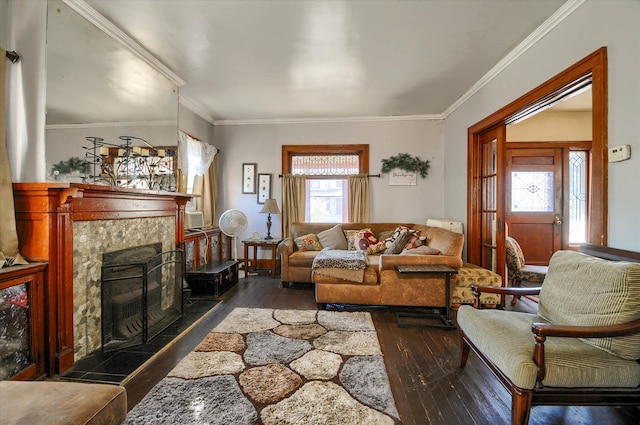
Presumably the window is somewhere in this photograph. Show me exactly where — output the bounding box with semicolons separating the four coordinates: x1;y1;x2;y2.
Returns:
568;150;589;244
282;145;369;223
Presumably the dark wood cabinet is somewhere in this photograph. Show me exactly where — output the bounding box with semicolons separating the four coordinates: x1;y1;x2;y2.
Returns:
183;228;231;270
0;263;47;381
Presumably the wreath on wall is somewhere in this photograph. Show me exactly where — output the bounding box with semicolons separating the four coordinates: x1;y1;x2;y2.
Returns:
51;157;90;175
381;153;430;178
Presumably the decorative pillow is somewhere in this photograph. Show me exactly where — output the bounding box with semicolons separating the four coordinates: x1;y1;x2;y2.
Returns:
376;230;394;242
400;246;441;256
344;228;371;250
354;230;386;255
383;225;413;250
384;230;416;255
404;231;428;250
294;233;323;252
317;225;348;250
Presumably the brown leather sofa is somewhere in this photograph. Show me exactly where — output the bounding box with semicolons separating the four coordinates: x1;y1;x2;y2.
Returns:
278;222;464;308
0;380;127;424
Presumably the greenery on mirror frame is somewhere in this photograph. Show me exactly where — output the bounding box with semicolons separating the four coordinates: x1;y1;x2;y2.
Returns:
51;157;91;175
381;153;430;178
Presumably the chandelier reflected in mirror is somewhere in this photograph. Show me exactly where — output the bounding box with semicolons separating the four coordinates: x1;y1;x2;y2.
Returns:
83;136;177;191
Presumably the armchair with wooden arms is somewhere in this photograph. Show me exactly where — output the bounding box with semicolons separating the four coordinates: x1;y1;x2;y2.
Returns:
457;243;640;425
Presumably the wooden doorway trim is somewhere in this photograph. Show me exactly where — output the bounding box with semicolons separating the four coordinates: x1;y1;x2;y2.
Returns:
467;47;608;266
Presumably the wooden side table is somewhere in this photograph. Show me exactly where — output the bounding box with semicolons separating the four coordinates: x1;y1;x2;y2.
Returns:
394;264;458;329
242;239;283;278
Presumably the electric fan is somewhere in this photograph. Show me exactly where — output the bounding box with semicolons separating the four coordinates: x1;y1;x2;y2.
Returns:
218;209;248;262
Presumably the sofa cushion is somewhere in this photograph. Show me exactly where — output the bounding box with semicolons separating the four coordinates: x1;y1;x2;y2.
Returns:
317;224;348;250
539;250;640;360
288;251;320;267
399;246;441;256
294;233;323;252
355;230;386;255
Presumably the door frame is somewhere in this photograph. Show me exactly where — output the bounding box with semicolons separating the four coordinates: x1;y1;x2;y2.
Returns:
467;47;608;271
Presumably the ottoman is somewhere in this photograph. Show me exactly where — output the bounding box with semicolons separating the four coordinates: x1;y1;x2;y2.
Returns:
0;381;127;425
451;263;502;309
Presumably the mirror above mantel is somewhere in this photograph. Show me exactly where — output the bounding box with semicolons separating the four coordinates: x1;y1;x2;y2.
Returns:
45;0;182;188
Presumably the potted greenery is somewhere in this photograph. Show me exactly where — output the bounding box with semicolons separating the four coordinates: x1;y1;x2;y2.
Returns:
381;153;430;178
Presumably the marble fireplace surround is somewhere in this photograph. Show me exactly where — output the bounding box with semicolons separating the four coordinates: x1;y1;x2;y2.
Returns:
13;183;191;375
73;217;175;359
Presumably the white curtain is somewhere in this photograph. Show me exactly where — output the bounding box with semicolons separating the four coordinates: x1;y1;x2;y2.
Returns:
0;49;28;268
178;131;217;177
178;131;219;225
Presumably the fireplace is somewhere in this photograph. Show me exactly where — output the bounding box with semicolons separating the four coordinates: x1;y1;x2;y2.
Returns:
101;243;183;352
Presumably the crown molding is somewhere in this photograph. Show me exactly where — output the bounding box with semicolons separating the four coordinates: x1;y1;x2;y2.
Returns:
179;96;217;125
442;0;586;118
46;121;177;130
62;0;185;87
214;114;443;126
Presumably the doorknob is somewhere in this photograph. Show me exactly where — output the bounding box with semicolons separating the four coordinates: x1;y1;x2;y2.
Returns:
554;214;563;225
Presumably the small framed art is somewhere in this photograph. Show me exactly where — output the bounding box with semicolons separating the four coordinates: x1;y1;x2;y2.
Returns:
242;163;257;194
257;173;272;204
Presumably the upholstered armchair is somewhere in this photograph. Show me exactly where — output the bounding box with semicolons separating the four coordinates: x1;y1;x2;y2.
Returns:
457;244;640;425
505;236;548;305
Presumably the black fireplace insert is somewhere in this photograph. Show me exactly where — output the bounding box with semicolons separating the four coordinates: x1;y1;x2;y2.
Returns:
101;243;183;353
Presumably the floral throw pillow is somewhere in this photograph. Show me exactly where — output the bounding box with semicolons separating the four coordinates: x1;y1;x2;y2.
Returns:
355;230;386;255
294;233;323;252
344;228;372;250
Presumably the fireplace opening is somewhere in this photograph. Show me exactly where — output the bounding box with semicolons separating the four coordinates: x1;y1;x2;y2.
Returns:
101;243;183;353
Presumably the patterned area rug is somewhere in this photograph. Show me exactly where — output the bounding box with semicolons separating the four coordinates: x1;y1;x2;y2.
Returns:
125;308;400;425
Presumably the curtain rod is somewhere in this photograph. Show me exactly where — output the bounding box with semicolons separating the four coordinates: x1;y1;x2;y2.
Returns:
5;50;19;63
278;174;380;178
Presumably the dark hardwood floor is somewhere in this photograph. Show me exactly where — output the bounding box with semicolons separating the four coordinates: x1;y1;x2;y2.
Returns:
123;273;640;425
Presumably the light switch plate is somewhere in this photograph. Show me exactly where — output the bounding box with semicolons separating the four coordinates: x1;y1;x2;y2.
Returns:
608;145;631;162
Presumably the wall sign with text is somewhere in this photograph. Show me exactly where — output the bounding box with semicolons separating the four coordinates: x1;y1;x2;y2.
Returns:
388;168;417;186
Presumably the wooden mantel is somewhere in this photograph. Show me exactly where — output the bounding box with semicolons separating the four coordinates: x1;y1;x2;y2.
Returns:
12;182;192;376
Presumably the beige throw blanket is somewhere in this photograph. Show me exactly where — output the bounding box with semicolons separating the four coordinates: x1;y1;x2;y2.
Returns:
312;249;367;283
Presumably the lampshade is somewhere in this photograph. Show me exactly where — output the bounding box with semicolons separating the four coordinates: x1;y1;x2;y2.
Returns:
260;199;281;215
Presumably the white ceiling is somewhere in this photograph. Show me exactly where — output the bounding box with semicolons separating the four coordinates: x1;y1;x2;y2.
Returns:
69;0;569;124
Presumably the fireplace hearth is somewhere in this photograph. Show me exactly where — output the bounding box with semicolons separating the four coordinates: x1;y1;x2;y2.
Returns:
101;243;183;353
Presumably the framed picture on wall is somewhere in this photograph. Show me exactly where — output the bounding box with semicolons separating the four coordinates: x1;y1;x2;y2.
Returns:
257;173;272;204
242;163;257;194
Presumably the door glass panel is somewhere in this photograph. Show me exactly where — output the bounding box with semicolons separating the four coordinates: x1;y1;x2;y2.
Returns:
483;142;497;174
511;171;554;212
569;151;588;244
483;176;496;210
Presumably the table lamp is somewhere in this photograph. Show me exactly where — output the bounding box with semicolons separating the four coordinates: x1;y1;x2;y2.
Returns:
259;199;281;240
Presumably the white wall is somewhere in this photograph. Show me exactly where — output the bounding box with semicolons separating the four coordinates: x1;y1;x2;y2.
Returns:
444;0;640;251
179;104;215;143
214;119;444;254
